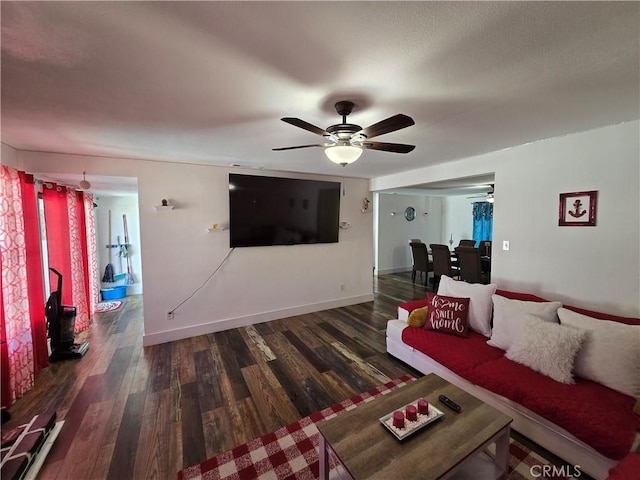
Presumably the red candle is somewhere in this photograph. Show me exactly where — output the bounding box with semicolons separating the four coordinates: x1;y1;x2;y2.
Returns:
405;404;418;421
393;411;405;428
417;399;429;415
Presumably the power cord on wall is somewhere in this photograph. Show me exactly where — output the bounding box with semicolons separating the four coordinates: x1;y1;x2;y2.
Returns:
167;247;235;317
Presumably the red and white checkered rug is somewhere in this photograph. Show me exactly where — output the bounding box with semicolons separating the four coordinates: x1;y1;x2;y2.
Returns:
177;374;576;480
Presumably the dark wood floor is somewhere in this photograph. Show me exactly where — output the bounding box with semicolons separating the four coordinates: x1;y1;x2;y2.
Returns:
5;272;430;479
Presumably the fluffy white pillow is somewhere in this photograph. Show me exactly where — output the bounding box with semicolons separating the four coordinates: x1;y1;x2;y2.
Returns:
507;315;585;384
487;295;562;350
558;307;640;397
437;275;497;337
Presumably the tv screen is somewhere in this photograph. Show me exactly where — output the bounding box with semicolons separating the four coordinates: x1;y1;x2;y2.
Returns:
229;174;341;247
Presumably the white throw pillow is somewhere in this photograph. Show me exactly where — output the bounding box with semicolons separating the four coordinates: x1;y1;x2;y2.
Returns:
558;307;640;397
487;295;562;351
506;315;585;384
437;275;497;337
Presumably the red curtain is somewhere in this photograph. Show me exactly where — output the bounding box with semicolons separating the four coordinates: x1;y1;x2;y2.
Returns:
1;168;96;406
83;194;99;315
0;166;41;406
76;192;90;317
19;172;48;373
42;184;73;306
42;184;91;332
1;257;9;408
67;189;90;331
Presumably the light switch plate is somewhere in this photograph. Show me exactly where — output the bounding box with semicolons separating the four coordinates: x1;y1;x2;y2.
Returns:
503;240;510;251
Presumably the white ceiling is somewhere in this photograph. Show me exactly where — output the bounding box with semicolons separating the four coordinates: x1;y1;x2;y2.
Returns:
1;2;638;194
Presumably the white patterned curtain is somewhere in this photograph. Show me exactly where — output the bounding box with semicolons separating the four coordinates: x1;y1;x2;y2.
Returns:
0;166;35;403
84;194;99;315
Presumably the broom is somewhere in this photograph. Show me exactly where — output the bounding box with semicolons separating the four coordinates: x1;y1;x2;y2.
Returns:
101;210;115;282
122;214;134;285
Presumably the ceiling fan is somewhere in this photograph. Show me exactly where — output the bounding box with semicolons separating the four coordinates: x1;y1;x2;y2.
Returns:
273;101;415;166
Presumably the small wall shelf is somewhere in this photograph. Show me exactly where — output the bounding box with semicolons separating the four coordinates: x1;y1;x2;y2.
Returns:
207;226;226;232
154;205;174;211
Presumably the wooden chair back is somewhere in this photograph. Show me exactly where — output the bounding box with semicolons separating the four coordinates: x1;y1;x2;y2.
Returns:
430;244;456;277
458;239;476;247
454;246;489;284
409;242;432;285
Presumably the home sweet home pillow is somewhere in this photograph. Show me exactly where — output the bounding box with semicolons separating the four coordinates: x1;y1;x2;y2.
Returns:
438;275;497;337
424;292;470;338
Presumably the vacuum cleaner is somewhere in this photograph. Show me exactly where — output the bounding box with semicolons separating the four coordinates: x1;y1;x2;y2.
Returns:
45;268;89;362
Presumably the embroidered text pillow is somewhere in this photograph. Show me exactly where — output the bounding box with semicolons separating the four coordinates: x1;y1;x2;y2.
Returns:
425;292;470;337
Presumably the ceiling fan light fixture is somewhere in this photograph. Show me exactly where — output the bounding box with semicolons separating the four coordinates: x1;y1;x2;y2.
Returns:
324;145;363;166
79;171;91;190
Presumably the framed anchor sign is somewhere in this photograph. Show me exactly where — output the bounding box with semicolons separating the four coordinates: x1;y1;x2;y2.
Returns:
559;190;598;226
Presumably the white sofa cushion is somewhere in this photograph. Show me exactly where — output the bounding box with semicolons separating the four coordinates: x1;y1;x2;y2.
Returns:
506;315;585;384
437;275;497;337
488;295;562;350
558;307;640;397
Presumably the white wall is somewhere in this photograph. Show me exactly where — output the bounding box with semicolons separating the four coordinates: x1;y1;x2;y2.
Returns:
371;121;640;316
13;151;374;345
442;196;476;246
1;143;19;166
376;193;442;274
95;195;143;296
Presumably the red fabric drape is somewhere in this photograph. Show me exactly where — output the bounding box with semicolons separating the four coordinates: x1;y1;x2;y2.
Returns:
1;166;36;405
1;168;96;406
76;192;90;318
83;194;99;315
1;257;9;408
66;188;89;332
19;172;48;373
43;184;73;306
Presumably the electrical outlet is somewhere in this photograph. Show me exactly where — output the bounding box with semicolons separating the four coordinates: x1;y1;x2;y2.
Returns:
167;311;174;320
339;283;345;292
502;240;510;251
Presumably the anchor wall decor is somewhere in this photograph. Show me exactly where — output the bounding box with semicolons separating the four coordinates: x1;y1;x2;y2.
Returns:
559;191;598;226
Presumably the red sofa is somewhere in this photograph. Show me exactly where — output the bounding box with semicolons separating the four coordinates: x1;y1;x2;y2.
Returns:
386;287;639;480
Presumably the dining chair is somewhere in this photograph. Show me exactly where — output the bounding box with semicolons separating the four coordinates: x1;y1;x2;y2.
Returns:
409;242;433;286
454;246;491;284
458;239;476;247
429;244;460;291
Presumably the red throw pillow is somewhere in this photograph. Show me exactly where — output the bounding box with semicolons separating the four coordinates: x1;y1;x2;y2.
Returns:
424;292;470;337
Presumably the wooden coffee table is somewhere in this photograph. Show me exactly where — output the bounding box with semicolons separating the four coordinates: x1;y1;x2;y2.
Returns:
317;373;512;480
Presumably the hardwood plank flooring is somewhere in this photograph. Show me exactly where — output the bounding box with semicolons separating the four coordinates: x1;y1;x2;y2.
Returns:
4;273;428;479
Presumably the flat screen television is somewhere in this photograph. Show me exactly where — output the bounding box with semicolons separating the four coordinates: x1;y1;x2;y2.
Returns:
229;173;341;247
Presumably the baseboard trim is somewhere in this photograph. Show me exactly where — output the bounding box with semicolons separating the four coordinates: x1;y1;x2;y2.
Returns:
377;267;411;275
142;294;374;346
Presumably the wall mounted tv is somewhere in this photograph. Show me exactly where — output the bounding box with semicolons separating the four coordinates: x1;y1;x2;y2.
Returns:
229;173;341;248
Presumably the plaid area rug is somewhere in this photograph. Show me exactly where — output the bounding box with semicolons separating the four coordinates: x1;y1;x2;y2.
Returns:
96;301;122;313
177;374;576;480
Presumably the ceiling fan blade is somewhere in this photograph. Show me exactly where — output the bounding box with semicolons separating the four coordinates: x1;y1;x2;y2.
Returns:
359;114;415;139
362;141;415;154
272;144;325;151
281;118;329;137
